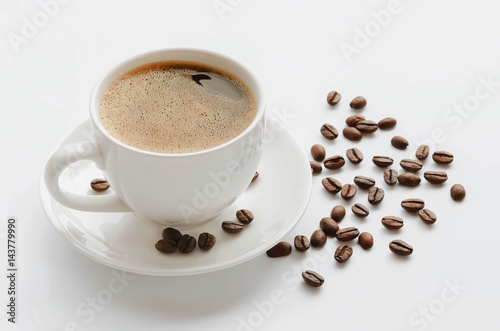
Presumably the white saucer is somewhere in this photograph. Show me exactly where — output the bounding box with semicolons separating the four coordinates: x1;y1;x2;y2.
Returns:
40;119;312;276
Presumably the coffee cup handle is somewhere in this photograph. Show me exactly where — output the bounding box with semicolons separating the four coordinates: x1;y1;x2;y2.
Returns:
44;140;132;212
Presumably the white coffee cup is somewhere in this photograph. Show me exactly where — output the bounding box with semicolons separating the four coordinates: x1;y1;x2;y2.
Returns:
44;48;266;227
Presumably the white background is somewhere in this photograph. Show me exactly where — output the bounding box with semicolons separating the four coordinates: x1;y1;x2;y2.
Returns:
1;0;500;330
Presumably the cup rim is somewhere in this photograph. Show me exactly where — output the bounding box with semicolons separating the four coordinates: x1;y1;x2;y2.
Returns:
89;48;265;158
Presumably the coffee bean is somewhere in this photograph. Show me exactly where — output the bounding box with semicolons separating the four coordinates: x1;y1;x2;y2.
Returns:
416;145;430;160
384;168;398;185
251;171;259;183
310;161;322;173
336;227;360;241
324;155;345;169
418;209;437;224
236;209;254;224
343;127;362;141
302;270;324;287
198;232;216;250
162;227;182;242
320;217;339;236
221;221;245;233
311;144;326;161
450;184;466;201
330;205;346;222
178;235;196;253
389;240;413;256
322;177;342;194
354;175;375;189
155;239;177;253
381;216;404;229
358;232;373;249
356;120;378;133
372;156;394;167
91;178;110;192
327;91;341;106
310;230;327;248
400;159;423;172
346;148;363;164
334;244;353;263
368;187;384;205
352;203;369;217
391;136;409;150
433;151;454;164
346;115;365;127
341;184;357;200
424;171;448;184
266;242;292;257
398;173;421;187
321;123;339;140
401;198;425;212
350;96;367;109
294;235;310;252
378;117;397;130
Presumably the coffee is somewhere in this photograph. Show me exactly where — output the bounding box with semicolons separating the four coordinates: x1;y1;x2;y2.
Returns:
99;61;257;154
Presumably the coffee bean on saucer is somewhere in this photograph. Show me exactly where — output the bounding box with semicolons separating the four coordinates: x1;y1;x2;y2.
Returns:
384;169;398;185
198;233;216;250
327;91;341;106
311;144;326;161
424;171;448;184
354;175;375;189
341;184;357;200
352;203;369;217
334;244;353;263
155;239;177;254
321;123;339;140
311;230;327;248
302;270;324;287
336;227;360;241
368;187;384;205
400;159;423;172
433;151;454;164
330;205;346;222
310;161;322;173
381;216;404;229
358;232;373;249
378;117;397;130
418;209;437;224
391;136;409;149
236;209;254;224
320;217;339;236
178;235;196;253
450;184;466;201
222;221;245;233
372;156;394;167
356;120;378;133
251;171;259;183
324;155;345;169
401;198;425;212
416;145;430;160
322;177;342;194
267;242;292;257
398;172;421;186
162;227;182;242
350;96;367;109
346;115;365;127
91;178;110;192
343;127;362;141
389;240;413;256
294;235;310;252
346;148;363;164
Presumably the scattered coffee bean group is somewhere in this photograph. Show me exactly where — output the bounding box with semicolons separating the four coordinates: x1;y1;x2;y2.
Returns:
155;226;216;254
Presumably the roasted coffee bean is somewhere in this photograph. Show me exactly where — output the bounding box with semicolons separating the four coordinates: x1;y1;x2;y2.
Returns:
400;159;423;172
416;145;430;160
221;221;245;233
302;270;324;287
391;136;409;150
178;235;196;253
236;209;254;224
310;230;327;248
334;244;353;263
310;161;322;173
294;235;310;252
389;240;413;256
327;91;341;106
401;198;425;212
368;187;384;205
320;217;339;236
311;144;326;161
424;171;448;184
418;209;437;224
352;203;369;217
251;171;259;183
346;115;365;127
346;148;363;164
336;227;360;241
91;178;110;192
358;232;373;249
198;233;216;250
384;168;398;185
341;184;357;200
398;173;421;187
162;227;182;242
343;127;362;141
330;205;346;222
155;239;177;254
354;175;375;189
321;123;339;140
372;156;394;167
378;117;397;130
450;184;466;201
433;151;454;164
356;120;378;133
350;96;367;109
381;216;404;229
324;155;345;169
266;242;292;257
322;177;342;194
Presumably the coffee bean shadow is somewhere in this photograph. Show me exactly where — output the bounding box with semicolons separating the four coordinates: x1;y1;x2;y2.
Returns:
434;163;452;170
301;282;323;293
333;261;350;270
390;254;412;262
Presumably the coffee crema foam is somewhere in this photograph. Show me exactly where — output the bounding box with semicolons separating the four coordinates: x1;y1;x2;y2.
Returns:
99;61;257;154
